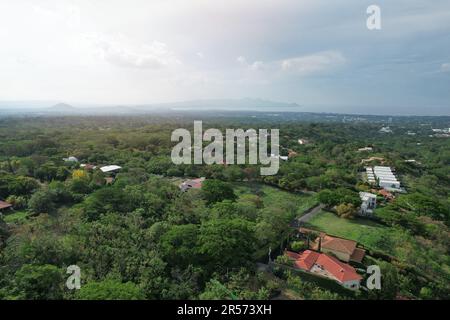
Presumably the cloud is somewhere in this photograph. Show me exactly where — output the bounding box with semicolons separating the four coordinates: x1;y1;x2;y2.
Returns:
86;33;181;69
236;56;265;71
441;63;450;72
280;51;346;75
237;56;247;65
236;51;345;81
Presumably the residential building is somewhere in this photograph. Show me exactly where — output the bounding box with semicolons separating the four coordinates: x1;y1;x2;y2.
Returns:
359;192;377;216
358;147;373;152
311;234;366;263
379;126;392;133
100;165;122;173
179;177;205;192
63;156;78;162
298;139;309;145
80;164;97;170
286;250;362;290
377;189;394;201
0;200;12;215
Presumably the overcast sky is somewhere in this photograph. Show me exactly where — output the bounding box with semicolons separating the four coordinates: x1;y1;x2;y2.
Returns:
0;0;449;115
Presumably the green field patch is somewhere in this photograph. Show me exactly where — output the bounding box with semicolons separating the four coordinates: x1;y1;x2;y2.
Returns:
233;182;317;216
3;210;29;224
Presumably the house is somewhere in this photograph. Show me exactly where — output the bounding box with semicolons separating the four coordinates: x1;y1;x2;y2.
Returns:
0;200;13;215
404;159;421;165
63;156;78;162
288;150;298;158
377;189;394;201
286;250;362;290
100;165;122;173
80;164;97;170
179;177;205;192
379;126;392;133
105;177;115;185
359;192;377;217
271;154;288;161
358;147;373;152
312;234;366;263
298;139;309;145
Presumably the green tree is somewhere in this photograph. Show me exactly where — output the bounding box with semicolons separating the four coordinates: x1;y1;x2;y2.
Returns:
160;224;199;267
76;279;145;300
198;218;255;272
335;203;357;219
14;264;63;300
28;189;56;215
199;279;233;300
201;180;236;205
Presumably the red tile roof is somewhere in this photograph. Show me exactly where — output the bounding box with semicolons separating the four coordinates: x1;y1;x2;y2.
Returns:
350;248;366;263
285;250;362;284
315;254;362;283
287;250;320;270
321;235;357;255
182;178;204;189
0;200;12;210
378;189;394;199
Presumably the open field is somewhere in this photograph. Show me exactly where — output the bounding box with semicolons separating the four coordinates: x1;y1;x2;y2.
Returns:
305;210;402;256
233;182;318;217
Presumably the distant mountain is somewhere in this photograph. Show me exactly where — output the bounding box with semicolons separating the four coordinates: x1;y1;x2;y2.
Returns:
49;103;77;112
140;98;302;111
1;99;301;114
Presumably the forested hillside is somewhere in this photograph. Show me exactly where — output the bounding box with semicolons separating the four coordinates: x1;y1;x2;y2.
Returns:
0;114;448;299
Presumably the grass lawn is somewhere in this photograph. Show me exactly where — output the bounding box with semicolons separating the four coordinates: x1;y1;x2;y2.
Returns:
233;182;317;217
305;210;397;254
3;210;29;224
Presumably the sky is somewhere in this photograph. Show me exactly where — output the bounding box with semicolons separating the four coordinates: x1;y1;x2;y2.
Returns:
0;0;449;115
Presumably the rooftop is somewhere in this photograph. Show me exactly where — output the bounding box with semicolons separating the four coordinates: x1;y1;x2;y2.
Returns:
0;200;12;210
100;165;122;173
321;235;357;255
286;250;362;283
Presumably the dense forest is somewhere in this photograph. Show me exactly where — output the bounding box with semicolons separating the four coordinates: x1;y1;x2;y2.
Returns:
0;113;449;300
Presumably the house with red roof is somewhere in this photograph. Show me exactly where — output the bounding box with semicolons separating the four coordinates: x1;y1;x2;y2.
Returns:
0;200;13;215
310;234;366;263
179;177;205;192
285;250;362;290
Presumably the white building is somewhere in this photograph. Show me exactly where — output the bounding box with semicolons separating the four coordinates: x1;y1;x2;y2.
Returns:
365;167;376;184
373;166;401;190
100;165;122;173
359;192;377;217
379;126;392;133
63;156;78;162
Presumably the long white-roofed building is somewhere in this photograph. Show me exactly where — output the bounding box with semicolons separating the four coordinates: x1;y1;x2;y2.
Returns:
372;166;401;190
100;165;122;173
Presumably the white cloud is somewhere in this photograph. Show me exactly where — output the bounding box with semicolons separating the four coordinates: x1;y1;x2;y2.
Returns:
237;56;265;71
237;56;247;65
280;51;346;75
86;33;181;69
441;63;450;72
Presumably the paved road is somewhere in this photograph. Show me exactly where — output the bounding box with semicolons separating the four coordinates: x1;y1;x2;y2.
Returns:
291;204;325;228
